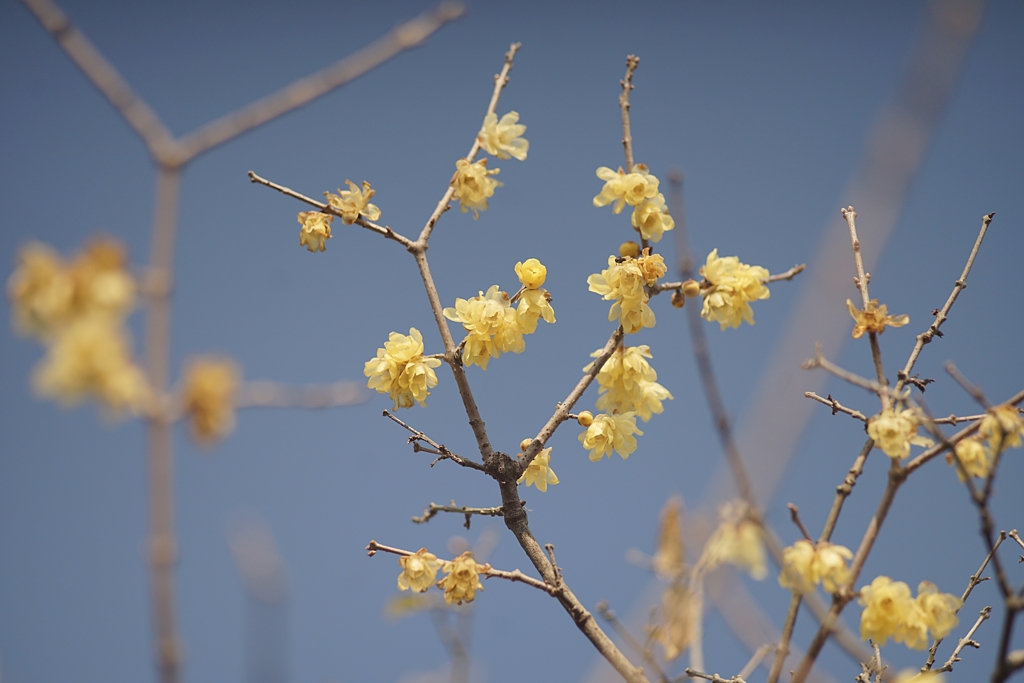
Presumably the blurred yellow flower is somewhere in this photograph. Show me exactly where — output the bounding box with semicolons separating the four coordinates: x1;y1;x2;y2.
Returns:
847;299;909;339
979;403;1024;452
325;180;381;225
518;447;559;492
649;583;693;661
699;249;770;330
478;111;528;161
397;548;442;593
183;356;240;445
778;540;853;595
631;193;675;242
587;256;655;334
363;328;441;409
578;412;643;461
915;581;961;640
946;436;991;481
438;551;485;605
297;211;333;253
452;158;501;219
867;407;934;460
859;576;912;646
652;496;685;580
702;503;766;580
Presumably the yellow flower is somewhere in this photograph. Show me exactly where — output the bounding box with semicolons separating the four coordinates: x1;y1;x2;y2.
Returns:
325;180;381;225
847;299;909;339
578;412;643;461
702;503;767;580
516;288;556;334
444;286;525;369
867;407;934;460
576;410;594;427
619;241;641;259
452;158;501;219
363;328;441;409
514;258;546;289
182;356;240;445
585;345;673;422
979;404;1024;452
69;237;135;320
587;256;656;334
915;581;961;641
438;551;485;605
892;670;944;683
699;249;770;329
652;496;685;580
32;314;148;415
859;576;913;646
8;242;75;338
297;211;333;253
631;193;675;242
650;583;693;661
636;249;667;285
593;164;660;213
397;548;442;593
478;111;528;161
946;436;991;481
517;447;559;492
778;540;853;594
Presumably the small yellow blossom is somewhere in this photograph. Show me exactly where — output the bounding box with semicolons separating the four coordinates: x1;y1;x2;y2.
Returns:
778;540;853;595
915;581;961;640
979;404;1024;452
438;551;485;605
867;407;934;460
516;288;555;335
69;237;135;320
699;249;770;330
892;670;943;683
681;279;701;298
631;193;675;242
585;345;673;422
619;241;641;259
444;286;526;369
182;356;240;445
8;242;75;338
478;111;528;161
859;576;913;646
33;314;148;414
593;164;660;213
514;258;546;289
397;549;442;593
847;299;909;339
576;410;593;427
636;250;667;285
518;447;559;492
587;256;656;334
325;180;381;225
946;436;991;481
578;412;643;461
297;212;333;253
363;328;441;409
452;158;501;219
519;438;533;452
702;504;767;580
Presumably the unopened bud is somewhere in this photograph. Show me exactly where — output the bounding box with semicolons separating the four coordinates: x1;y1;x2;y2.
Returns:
520;438;533;452
577;410;594;427
671;291;686;308
682;279;701;298
618;241;641;259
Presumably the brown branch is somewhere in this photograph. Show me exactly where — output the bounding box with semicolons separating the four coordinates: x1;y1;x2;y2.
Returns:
382;410;485;471
234;380;365;409
804;392;868;422
619;55;640;172
596;602;671;683
766;263;807;282
936;606;991;673
411;501;509;529
174;3;465;163
896;213;994;392
416;41;520;244
802;346;904;403
684;669;746;683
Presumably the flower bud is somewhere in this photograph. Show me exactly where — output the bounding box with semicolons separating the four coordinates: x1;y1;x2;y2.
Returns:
618;241;641;259
577;410;594;427
681;279;701;298
520;438;533;452
671;291;686;308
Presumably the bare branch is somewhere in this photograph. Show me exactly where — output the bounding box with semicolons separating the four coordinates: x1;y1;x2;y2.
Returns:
411;501;509;529
382;410;485;471
804;392;868;422
937;606;992;673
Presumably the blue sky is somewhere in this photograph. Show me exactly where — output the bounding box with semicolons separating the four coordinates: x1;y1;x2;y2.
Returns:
2;1;1023;682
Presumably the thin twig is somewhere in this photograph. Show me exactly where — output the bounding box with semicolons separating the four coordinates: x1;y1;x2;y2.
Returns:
382;410;485;471
896;213;994;392
684;669;746;683
804;392;868;421
787;504;813;543
945;362;991;410
766;263;807;282
802;345;905;403
937;606;992;672
411;501;509;529
596;602;671;683
737;644;774;681
618;55;647;252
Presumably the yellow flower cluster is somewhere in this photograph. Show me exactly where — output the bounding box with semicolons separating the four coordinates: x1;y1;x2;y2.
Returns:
578;412;643;461
451;158;502;219
701;504;767;580
478;111;529;161
859;576;961;649
182;356;240;445
438;551;486;605
778;540;853;594
297;212;332;253
585;345;673;422
325;180;381;225
867;407;934;460
397;548;443;593
517;446;559;492
847;299;909;339
443;260;554;370
587;255;657;334
946;405;1022;480
592;164;675;243
699;249;770;329
9;238;148;414
363;328;441;409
